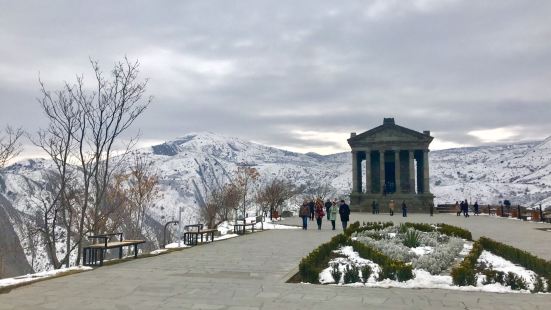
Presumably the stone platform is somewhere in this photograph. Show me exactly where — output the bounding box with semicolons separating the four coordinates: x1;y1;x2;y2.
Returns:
350;192;434;213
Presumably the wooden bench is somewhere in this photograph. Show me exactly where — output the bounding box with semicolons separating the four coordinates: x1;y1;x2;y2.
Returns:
82;233;145;267
183;226;217;246
233;216;264;235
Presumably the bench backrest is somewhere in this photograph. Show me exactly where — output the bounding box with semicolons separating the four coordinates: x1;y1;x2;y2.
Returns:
88;232;123;247
255;215;263;223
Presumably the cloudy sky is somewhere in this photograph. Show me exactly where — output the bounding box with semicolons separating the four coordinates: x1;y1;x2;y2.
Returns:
1;0;550;157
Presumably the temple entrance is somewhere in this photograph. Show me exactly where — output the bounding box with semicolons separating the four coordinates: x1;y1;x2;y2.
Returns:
384;154;396;194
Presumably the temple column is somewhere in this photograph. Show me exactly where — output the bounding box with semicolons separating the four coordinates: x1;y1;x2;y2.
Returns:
394;150;401;193
423;149;430;194
379;150;385;194
365;149;371;194
409;150;415;193
351;150;359;193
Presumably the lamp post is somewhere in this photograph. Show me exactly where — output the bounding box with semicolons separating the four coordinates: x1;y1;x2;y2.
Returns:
162;220;179;248
177;207;184;248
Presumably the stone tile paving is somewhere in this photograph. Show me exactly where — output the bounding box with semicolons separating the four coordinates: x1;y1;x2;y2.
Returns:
0;214;550;309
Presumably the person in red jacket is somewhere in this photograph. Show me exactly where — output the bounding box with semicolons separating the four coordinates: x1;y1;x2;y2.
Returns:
314;198;325;230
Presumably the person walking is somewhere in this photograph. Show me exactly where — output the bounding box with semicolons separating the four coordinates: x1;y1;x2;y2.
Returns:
402;201;407;217
339;200;351;229
463;199;470;217
299;201;310;230
371;200;376;214
429;202;434;216
325;199;332;220
474;201;479;216
328;201;338;230
455;201;461;216
308;199;315;220
374;200;380;214
388;200;395;216
315;199;325;230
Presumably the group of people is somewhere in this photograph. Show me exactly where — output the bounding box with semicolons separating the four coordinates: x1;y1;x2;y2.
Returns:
298;198;350;230
455;200;480;217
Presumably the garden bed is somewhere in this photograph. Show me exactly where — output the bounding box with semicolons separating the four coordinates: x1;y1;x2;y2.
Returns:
294;221;551;294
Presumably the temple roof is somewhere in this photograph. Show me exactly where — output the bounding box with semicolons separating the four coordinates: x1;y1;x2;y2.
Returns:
348;118;433;148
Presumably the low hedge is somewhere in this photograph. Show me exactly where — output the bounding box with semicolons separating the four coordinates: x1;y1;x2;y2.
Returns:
344;221;361;236
403;222;434;232
451;240;483;286
352;221;394;235
479;237;551;278
439;224;472;241
298;233;348;283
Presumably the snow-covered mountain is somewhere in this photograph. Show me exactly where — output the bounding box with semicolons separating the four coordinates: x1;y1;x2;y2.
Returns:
1;132;551;277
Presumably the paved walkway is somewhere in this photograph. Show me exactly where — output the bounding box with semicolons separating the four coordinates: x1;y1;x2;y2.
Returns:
1;214;550;309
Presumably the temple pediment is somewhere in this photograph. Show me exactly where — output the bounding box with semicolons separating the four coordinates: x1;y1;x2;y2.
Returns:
348;118;433;147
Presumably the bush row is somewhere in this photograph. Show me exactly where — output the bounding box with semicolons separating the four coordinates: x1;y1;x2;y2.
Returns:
438;224;473;241
352;221;394;235
298;233;348;283
402;222;434;232
479;237;551;278
348;239;414;282
451;241;483;286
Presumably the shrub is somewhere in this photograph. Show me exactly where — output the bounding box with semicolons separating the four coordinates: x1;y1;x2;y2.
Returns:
330;263;342;284
361;265;372;283
481;268;505;286
451;241;483;286
505;272;527;290
438;224;472;241
413;237;464;275
479;237;551;278
343;265;360;284
402;229;421;248
532;275;545;293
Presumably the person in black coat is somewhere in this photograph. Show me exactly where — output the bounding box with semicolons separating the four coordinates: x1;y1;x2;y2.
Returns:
325;199;332;220
474;201;479;216
339;200;351;229
402;201;407;217
308;199;315;220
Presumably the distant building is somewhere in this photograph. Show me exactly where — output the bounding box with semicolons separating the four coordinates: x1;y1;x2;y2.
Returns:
347;118;434;212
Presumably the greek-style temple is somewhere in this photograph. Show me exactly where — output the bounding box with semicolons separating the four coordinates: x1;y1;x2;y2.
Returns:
347;118;434;212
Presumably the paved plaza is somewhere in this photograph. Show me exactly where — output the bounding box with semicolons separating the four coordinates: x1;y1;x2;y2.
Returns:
1;213;550;309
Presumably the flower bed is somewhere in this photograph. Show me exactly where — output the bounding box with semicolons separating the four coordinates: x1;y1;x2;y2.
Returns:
295;221;551;293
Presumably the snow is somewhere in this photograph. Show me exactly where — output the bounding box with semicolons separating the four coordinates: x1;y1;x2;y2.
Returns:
410;246;434;256
0;266;92;289
164;243;191;249
150;249;170;255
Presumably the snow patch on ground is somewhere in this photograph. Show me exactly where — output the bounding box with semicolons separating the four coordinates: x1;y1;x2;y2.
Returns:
0;266;92;288
410;246;433;256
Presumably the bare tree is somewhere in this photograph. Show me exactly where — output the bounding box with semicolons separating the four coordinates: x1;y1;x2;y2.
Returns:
235;166;260;220
124;155;160;238
32;82;81;268
37;57;152;265
305;183;336;201
0;126;24;168
256;178;296;220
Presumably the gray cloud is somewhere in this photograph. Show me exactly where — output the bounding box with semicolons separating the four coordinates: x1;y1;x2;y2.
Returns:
1;0;551;156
